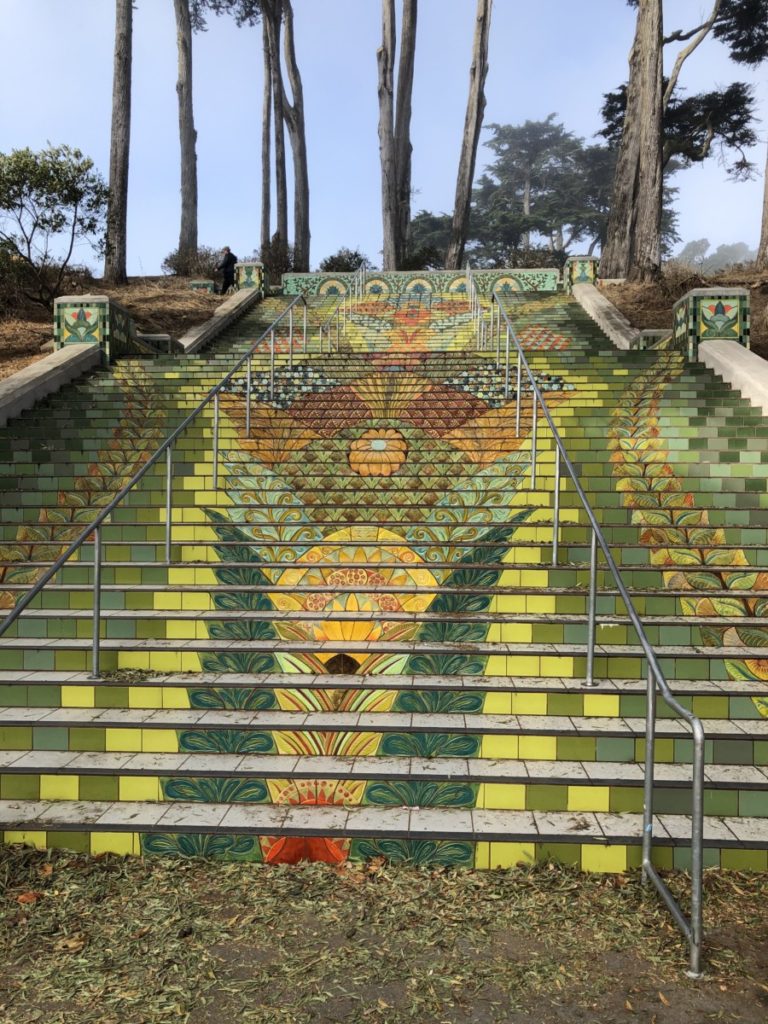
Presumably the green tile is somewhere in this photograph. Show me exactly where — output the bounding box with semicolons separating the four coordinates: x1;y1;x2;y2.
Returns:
69;728;106;752
609;787;643;813
595;738;635;762
1;774;40;799
47;831;91;854
547;694;583;717
0;727;32;749
32;727;69;751
557;737;596;761
536;842;580;866
720;849;768;871
79;775;119;801
525;785;567;812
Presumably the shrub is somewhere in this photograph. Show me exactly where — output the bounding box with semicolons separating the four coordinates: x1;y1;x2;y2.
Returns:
161;244;221;278
318;247;371;273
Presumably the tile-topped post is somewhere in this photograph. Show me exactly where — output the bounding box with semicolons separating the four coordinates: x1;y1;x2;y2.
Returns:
672;288;750;360
235;260;264;292
563;256;599;293
53;294;137;363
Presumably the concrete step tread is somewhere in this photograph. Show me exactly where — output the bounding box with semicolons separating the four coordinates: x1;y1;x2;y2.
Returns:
1;750;764;789
2;705;764;738
4;670;766;696
1;637;766;659
0;799;763;847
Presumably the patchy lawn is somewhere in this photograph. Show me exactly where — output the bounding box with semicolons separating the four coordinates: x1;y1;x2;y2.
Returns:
0;846;766;1024
602;266;768;361
0;278;223;382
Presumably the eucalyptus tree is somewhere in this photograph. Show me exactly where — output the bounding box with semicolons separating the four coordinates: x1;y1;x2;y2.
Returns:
602;0;768;280
377;0;418;269
104;0;133;283
173;0;199;272
445;0;492;270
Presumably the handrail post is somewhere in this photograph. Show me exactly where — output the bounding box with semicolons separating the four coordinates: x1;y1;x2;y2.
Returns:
642;662;656;881
531;391;538;489
303;302;307;352
494;302;501;368
165;443;173;566
288;306;294;372
552;448;561;566
270;328;275;400
586;529;598;686
213;392;220;490
90;525;102;679
515;353;522;437
504;324;510;399
336;306;340;349
245;356;251;436
688;719;705;978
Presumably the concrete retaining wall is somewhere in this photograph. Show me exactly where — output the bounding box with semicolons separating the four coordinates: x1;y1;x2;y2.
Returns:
178;288;262;354
0;344;101;428
571;283;639;350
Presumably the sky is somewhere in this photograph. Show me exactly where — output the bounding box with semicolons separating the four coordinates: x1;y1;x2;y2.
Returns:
1;0;766;275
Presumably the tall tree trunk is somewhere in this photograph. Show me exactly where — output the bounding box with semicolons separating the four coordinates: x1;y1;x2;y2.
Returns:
394;0;417;267
264;1;288;247
757;144;768;272
281;0;310;272
378;0;397;270
261;18;272;255
445;0;492;270
628;0;663;281
173;0;198;270
601;0;663;280
522;172;531;248
104;0;132;284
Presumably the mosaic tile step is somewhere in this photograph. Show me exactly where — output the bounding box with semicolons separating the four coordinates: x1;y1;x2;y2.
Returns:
0;705;764;743
1;800;766;852
2;670;766;698
2;751;763;790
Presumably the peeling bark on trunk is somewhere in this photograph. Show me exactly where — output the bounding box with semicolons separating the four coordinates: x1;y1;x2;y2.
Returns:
394;0;417;267
104;0;132;284
264;0;288;247
261;18;272;255
627;0;663;282
600;0;663;282
757;145;768;272
173;0;198;269
378;0;397;270
445;0;492;270
281;0;310;272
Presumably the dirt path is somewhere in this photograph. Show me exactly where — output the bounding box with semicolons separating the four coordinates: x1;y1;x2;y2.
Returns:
0;847;765;1024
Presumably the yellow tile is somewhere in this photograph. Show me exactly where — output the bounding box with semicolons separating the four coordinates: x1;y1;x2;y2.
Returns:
142;729;179;753
40;775;79;800
181;593;212;610
494;595;526;614
526;595;556;613
154;593;182;611
119;776;160;801
584;695;620;718
61;685;95;708
180;653;203;672
507;656;540;675
499;622;532;643
489;842;535;869
567;785;610;812
146;653;184;673
512;693;547;715
117;653;150;671
90;831;137;856
541;656;575;677
106;728;142;752
484;656;507;676
581;844;627;873
483;692;512;715
519;735;556;760
129;686;163;709
162;687;191;709
4;830;47;850
474;842;490;869
481;735;519;759
484;784;526;810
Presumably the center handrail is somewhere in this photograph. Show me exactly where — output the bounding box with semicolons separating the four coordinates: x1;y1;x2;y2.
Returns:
490;289;705;978
0;292;311;646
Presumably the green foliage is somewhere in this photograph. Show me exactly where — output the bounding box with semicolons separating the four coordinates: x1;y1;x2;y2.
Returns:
0;144;108;309
161;244;221;277
257;232;295;286
675;238;756;271
317;247;371;273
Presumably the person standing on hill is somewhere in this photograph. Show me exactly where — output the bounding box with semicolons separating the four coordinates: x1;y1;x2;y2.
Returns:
216;246;237;294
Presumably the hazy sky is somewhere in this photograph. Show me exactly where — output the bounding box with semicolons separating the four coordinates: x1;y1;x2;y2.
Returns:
1;0;766;274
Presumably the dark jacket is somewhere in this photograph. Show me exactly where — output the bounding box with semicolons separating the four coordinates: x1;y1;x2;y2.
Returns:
216;251;237;273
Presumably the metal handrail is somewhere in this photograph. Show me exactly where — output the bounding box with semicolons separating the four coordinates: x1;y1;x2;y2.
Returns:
0;293;311;664
316;294;348;353
488;290;705;977
351;264;366;301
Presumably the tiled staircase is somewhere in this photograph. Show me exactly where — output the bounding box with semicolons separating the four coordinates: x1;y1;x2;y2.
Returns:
0;285;766;876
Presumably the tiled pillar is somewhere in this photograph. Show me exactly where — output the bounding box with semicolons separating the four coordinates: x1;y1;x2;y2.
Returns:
563;256;599;292
672;288;750;360
235;260;264;292
53;295;136;363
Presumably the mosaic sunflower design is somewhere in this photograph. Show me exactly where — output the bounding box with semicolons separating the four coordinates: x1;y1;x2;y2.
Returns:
349;428;408;476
